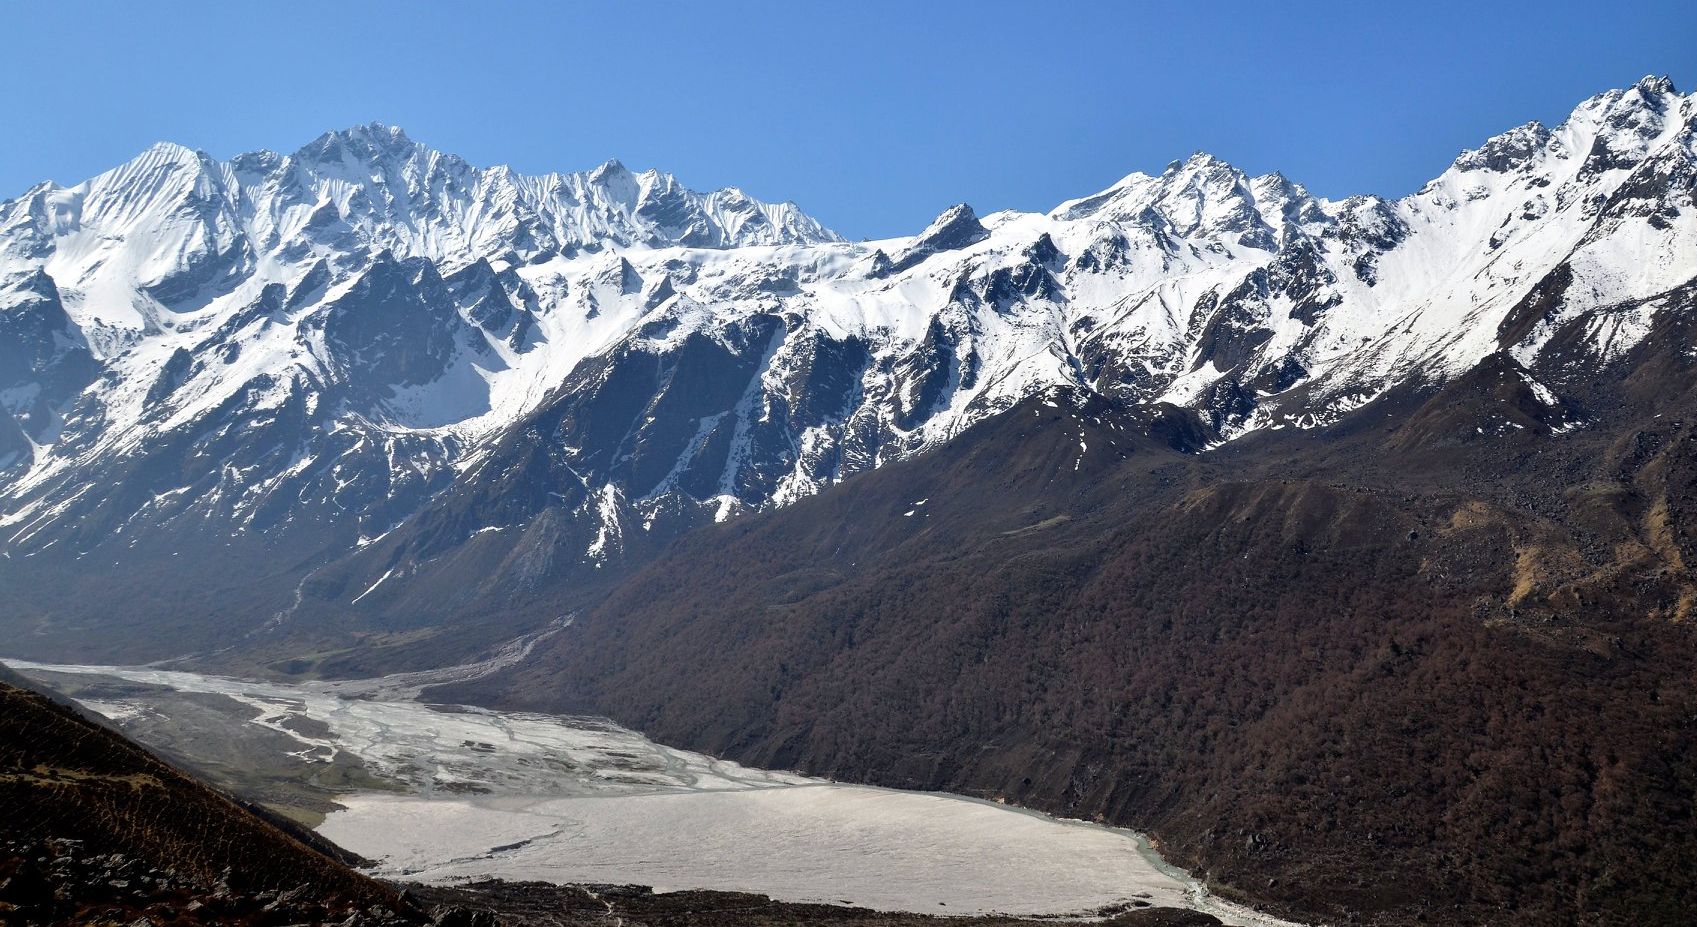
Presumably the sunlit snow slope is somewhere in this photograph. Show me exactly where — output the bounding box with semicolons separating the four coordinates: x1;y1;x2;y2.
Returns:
2;78;1694;656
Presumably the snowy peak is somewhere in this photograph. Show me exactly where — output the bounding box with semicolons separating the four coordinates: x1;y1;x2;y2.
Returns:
1051;152;1324;256
296;122;423;162
2;125;842;293
2;79;1696;618
1451;121;1553;174
917;203;988;246
886;204;989;274
1637;73;1678;96
588;157;633;184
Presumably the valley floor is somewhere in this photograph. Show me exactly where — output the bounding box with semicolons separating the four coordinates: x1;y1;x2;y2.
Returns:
4;658;1297;926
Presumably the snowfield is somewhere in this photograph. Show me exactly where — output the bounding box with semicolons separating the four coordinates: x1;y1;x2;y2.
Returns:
4;78;1694;605
4;658;1297;925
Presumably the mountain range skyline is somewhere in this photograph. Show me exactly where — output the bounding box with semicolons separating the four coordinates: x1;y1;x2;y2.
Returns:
5;56;1697;925
4;73;1691;662
4;1;1693;239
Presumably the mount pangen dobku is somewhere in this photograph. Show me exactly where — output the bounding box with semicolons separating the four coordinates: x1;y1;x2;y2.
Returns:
4;77;1697;925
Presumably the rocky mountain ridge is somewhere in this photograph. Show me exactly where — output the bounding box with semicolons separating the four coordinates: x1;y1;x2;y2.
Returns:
1;77;1693;663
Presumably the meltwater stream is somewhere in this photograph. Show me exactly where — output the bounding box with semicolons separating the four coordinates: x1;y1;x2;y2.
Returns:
4;658;1296;925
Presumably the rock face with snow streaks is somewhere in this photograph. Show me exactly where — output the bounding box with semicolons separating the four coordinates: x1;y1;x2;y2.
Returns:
1;78;1695;660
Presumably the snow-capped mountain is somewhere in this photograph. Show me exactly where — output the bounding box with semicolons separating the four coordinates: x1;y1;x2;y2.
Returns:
1;78;1693;658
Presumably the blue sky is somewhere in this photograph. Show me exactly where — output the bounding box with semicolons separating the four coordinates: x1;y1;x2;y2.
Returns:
2;0;1692;238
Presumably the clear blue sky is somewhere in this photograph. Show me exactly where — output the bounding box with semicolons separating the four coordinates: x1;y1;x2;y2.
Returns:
2;0;1692;239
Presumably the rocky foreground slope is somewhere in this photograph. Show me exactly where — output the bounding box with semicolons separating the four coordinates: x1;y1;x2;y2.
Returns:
0;671;422;925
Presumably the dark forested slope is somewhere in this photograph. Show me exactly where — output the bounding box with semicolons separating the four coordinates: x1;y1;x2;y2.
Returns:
461;317;1697;927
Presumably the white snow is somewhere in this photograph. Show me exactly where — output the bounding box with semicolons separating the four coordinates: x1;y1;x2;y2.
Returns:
349;568;395;604
3;79;1693;574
